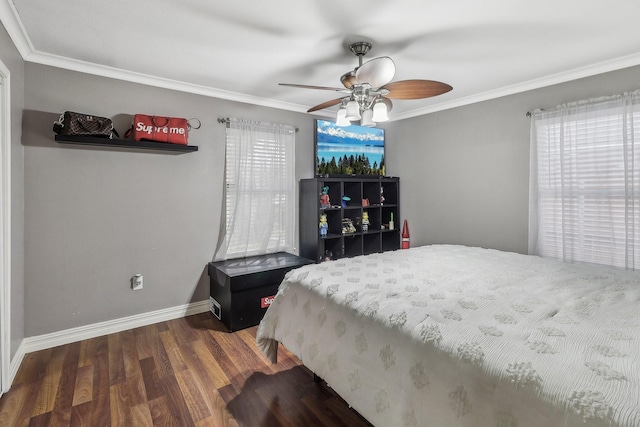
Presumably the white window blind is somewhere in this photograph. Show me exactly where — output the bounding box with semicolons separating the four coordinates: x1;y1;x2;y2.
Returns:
214;118;296;260
529;92;640;269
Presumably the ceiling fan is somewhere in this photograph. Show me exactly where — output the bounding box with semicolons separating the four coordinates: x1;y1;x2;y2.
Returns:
280;41;452;127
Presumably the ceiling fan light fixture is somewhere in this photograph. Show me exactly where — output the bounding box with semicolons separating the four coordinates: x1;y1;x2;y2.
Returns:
345;99;361;121
335;107;351;126
279;41;452;123
371;99;389;122
360;108;376;127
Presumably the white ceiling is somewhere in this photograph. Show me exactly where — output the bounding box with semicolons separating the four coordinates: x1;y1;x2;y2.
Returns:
3;0;640;120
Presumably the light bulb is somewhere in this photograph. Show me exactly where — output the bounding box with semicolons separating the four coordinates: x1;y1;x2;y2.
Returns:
335;108;350;126
345;99;361;121
371;99;389;122
361;109;376;127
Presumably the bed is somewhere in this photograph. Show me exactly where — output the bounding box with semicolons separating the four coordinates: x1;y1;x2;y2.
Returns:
256;245;640;427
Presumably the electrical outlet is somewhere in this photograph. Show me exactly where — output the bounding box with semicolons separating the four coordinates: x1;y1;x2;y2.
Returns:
131;274;143;290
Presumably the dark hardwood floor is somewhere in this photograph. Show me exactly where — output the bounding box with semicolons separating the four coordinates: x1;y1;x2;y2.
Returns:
0;312;372;426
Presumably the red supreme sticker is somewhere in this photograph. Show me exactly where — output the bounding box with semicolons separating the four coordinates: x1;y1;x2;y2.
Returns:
261;295;275;308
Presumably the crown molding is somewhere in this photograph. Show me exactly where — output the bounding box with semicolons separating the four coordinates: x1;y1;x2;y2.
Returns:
26;50;310;113
394;52;640;120
0;0;33;57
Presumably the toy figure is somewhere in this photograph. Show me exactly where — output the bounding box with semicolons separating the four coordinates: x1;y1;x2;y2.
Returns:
341;195;351;208
362;211;370;232
320;186;330;209
342;218;356;234
319;213;328;238
323;250;333;262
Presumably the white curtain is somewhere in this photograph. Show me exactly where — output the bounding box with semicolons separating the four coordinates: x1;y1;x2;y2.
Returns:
214;118;296;261
529;91;640;269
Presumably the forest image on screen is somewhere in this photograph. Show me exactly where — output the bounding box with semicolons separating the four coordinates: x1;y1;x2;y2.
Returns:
316;120;385;176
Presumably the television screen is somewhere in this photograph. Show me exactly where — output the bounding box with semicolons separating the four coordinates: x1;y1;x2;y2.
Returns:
315;119;385;176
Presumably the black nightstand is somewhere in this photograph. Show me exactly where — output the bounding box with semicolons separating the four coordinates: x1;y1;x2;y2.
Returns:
207;252;312;332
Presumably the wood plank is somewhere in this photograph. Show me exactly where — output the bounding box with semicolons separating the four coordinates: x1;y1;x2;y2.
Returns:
25;410;51;427
11;349;51;386
71;365;93;407
130;402;154;427
139;357;163;401
159;374;197;427
188;340;231;390
193;390;240;427
0;382;30;426
30;345;67;416
174;369;211;423
70;401;92;427
151;331;174;379
159;329;188;373
54;341;81;411
90;351;111;426
120;329;147;407
77;338;96;368
48;405;72;427
109;382;133;427
148;396;180;427
108;333;126;386
30;371;62;416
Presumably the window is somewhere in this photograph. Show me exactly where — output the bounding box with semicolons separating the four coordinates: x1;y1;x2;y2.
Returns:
214;118;296;260
529;92;640;269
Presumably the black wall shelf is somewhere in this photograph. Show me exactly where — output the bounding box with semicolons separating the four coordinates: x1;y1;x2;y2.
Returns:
55;135;198;153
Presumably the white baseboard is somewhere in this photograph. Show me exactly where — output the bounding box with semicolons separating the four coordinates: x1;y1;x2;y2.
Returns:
7;299;210;389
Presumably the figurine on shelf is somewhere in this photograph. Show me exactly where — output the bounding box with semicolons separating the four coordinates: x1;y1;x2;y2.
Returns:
380;187;385;205
341;195;351;208
319;213;328;238
362;211;370;232
323;250;333;262
320;186;330;209
342;218;356;234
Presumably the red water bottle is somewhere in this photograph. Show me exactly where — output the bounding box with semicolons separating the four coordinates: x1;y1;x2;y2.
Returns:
401;220;410;249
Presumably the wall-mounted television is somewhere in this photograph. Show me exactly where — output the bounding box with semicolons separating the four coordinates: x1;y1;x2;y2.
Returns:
315;119;385;177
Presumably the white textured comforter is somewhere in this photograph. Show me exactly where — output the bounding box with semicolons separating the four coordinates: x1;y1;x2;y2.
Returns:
256;245;640;427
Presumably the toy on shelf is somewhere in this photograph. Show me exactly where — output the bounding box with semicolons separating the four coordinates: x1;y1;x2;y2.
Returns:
362;211;370;232
319;213;328;238
320;186;330;209
342;196;351;208
342;218;356;234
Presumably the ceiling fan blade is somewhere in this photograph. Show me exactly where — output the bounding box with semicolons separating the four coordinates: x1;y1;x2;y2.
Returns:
355;57;396;88
382;80;452;100
279;83;347;92
340;71;356;89
307;98;344;113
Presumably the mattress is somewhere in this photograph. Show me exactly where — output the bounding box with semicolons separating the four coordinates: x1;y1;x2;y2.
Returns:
256;245;640;427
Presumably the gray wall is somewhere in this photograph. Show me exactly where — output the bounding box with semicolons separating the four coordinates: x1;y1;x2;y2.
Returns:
387;65;640;254
23;64;316;337
0;23;25;362
13;44;640;339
